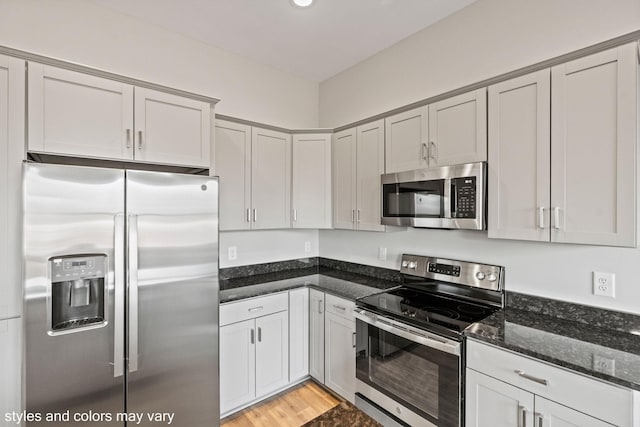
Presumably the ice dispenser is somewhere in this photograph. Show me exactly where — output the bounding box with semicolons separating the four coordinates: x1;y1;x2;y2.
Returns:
49;255;108;333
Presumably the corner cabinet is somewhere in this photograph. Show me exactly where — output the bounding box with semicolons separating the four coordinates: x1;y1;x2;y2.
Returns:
384;89;487;174
489;43;638;247
333;120;385;231
466;339;634;427
292;134;332;229
214;120;291;231
28;63;211;167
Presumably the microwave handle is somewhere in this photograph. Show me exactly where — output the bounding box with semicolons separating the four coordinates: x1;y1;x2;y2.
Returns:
443;178;452;219
450;179;457;217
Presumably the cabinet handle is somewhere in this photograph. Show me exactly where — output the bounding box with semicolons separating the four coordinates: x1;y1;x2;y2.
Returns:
351;209;355;223
253;208;257;222
430;141;437;160
517;405;527;427
534;413;543;427
352;332;356;348
258;327;262;342
538;207;545;229
356;209;361;223
318;300;323;314
333;304;347;311
246;208;251;223
250;328;255;344
421;142;428;160
293;209;297;222
126;129;132;149
514;370;548;386
137;130;143;150
552;207;560;230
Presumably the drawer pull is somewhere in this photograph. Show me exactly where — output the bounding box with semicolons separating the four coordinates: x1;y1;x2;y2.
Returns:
514;370;548;386
248;306;264;313
518;405;527;427
333;304;347;311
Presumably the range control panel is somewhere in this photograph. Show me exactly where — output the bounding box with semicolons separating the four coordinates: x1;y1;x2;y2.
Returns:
400;253;504;291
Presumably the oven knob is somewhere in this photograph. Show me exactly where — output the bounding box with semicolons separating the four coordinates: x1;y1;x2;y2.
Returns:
395;407;402;415
401;260;409;268
408;262;417;269
487;273;498;282
408;312;416;318
475;272;485;280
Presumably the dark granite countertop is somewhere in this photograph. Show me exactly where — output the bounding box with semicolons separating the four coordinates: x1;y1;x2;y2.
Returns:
465;307;640;391
220;266;397;304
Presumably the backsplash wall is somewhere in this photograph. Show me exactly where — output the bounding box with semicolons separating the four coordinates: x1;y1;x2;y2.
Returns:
319;228;640;315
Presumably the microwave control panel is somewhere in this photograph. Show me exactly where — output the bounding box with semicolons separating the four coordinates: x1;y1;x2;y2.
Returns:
453;176;476;218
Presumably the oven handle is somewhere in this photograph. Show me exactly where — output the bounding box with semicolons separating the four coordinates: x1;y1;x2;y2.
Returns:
354;309;460;356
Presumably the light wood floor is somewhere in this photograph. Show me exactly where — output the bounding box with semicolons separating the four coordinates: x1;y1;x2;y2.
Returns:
221;381;342;427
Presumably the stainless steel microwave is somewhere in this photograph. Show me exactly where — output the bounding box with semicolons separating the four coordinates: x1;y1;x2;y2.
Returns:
381;161;486;230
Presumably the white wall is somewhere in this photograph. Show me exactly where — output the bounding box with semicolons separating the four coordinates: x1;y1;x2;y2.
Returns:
319;0;640;127
220;230;319;268
319;229;640;315
0;0;319;129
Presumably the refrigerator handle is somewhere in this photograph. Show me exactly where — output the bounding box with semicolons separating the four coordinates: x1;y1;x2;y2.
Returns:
128;214;140;373
113;213;126;378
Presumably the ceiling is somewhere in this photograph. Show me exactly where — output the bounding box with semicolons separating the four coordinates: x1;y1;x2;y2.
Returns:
93;0;476;82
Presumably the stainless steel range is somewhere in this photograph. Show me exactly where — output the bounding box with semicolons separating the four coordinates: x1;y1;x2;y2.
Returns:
354;254;504;427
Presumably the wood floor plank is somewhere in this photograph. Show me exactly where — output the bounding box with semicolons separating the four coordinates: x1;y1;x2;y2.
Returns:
221;381;341;427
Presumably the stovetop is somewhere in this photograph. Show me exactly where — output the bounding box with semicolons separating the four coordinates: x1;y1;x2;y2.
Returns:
356;254;505;340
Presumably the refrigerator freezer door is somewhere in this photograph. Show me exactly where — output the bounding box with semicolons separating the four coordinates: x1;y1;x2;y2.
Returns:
24;163;125;425
126;170;219;426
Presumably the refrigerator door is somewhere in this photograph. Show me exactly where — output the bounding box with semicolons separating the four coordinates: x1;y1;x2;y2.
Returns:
126;170;219;426
24;163;125;426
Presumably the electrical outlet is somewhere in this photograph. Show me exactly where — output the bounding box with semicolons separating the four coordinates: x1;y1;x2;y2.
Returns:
228;246;237;261
593;271;615;297
379;247;387;261
304;241;311;253
592;354;616;375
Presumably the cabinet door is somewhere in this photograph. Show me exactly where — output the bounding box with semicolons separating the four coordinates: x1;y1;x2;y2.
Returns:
428;88;487;167
535;397;614;427
251;128;292;229
332;128;357;230
134;88;210;167
384;106;428;173
289;288;309;382
219;320;255;415
356;120;385;232
0;319;21;425
551;43;637;247
325;311;355;402
488;70;551;242
215;120;252;231
0;55;24;320
292;134;332;229
309;289;325;383
466;369;534;427
28;63;134;159
255;311;289;397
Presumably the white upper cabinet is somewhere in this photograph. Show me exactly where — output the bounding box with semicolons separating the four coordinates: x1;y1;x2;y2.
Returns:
28;63;211;167
333;120;385;231
0;55;24;320
551;43;637;247
428;88;487;167
488;70;551;242
488;43;638;247
133;88;210;167
215;120;252;231
292;134;332;229
385;106;428;173
251;127;292;230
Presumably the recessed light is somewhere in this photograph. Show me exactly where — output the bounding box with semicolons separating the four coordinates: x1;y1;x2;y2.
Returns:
291;0;314;7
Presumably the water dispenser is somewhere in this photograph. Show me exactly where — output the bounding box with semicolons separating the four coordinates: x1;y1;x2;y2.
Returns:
49;255;108;333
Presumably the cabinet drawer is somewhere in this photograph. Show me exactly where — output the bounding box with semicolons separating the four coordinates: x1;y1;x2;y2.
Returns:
467;339;632;426
325;294;355;319
220;292;288;326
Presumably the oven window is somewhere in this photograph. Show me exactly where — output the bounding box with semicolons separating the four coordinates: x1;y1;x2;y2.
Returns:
356;319;459;427
382;180;444;218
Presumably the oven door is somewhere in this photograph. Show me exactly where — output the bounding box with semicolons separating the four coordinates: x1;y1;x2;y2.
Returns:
354;310;461;427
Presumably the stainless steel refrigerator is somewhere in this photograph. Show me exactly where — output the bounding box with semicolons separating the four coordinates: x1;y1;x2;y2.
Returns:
23;162;219;426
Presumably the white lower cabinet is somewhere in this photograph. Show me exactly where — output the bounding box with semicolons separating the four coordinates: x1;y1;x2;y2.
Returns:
288;288;309;382
309;289;325;382
323;294;356;403
466;339;633;427
219;293;289;416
